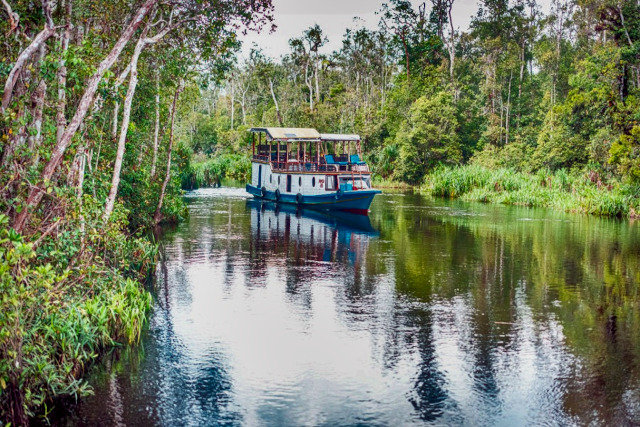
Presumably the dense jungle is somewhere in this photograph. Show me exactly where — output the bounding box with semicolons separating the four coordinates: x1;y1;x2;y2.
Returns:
1;0;639;424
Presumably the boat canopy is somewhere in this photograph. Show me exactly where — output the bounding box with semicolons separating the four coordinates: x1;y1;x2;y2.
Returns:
320;133;360;142
250;127;320;141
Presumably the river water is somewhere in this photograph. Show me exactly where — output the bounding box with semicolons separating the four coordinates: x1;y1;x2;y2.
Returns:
53;187;640;426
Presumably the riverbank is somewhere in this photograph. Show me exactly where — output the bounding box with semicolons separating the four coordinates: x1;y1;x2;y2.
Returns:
421;165;640;218
0;202;155;425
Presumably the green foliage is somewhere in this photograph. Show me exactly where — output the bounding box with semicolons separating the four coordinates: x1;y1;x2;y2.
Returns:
0;200;154;423
181;153;251;189
425;165;640;217
369;143;399;179
188;0;640;213
395;92;462;183
610;125;640;182
471;142;534;172
533;114;588;170
0;0;276;422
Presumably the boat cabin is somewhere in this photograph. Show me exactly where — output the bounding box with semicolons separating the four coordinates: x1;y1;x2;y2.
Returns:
249;127;373;195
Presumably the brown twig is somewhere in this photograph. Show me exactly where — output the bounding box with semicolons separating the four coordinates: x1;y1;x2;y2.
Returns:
31;217;62;249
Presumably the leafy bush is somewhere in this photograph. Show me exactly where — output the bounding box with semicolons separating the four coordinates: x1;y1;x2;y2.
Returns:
471;142;534;172
0;196;154;424
394;92;462;184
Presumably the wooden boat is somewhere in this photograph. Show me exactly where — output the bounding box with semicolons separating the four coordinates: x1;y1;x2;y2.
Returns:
246;127;381;215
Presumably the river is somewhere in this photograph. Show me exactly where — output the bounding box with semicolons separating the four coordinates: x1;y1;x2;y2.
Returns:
52;187;640;426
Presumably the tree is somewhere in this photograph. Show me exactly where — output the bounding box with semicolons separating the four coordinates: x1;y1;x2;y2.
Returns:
12;0;159;232
11;0;275;231
395;92;462;183
155;78;185;225
289;36;315;110
379;0;420;80
430;0;456;80
304;24;327;104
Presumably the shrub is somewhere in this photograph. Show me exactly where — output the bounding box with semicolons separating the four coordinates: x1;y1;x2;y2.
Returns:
0;196;154;424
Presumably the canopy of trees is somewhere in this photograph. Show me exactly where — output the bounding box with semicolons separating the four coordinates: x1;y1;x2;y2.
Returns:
194;0;640;187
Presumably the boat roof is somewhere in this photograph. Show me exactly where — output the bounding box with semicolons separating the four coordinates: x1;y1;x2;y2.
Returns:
250;127;320;141
320;133;361;142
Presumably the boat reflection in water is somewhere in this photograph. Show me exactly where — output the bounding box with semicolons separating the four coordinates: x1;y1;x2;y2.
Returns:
247;199;378;273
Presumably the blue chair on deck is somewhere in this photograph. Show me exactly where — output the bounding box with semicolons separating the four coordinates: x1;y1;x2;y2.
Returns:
350;154;367;165
325;154;348;168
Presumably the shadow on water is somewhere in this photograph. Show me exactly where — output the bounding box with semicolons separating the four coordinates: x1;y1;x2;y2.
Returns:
48;188;640;426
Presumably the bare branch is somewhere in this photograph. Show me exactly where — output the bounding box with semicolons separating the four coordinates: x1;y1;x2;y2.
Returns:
1;0;19;34
1;0;55;112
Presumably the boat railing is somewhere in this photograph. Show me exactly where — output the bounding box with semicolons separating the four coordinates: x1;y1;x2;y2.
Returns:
269;161;369;173
253;154;370;173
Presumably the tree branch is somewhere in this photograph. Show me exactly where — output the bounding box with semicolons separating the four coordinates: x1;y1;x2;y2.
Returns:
1;0;19;34
1;0;55;112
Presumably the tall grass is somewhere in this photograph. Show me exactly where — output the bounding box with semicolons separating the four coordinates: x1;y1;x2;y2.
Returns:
181;154;251;189
424;165;640;218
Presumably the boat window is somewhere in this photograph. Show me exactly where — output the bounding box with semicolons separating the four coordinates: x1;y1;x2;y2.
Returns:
278;176;280;185
312;177;316;187
299;177;302;186
339;176;369;190
326;175;337;191
269;175;272;183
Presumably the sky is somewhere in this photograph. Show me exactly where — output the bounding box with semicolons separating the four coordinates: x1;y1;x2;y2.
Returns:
240;0;482;60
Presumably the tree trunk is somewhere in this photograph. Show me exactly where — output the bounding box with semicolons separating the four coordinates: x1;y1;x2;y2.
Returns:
1;0;55;112
103;34;147;222
230;79;235;129
1;0;19;34
618;6;633;47
68;143;85;192
240;86;247;125
27;44;47;162
150;72;160;177
102;15;176;220
314;52;320;103
28;80;46;154
136;141;145;168
13;0;158;233
111;101;119;140
304;61;313;110
401;33;410;81
56;0;72;143
447;5;455;81
3;48;40;167
269;78;284;126
517;39;525;128
505;70;513;145
154;79;184;225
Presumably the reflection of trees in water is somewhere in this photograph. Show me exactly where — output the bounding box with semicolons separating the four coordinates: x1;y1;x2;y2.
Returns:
152;192;639;424
146;245;239;424
403;307;452;422
372;194;640;424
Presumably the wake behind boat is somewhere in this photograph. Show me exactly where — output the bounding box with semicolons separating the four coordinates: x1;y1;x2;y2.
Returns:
246;127;381;215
